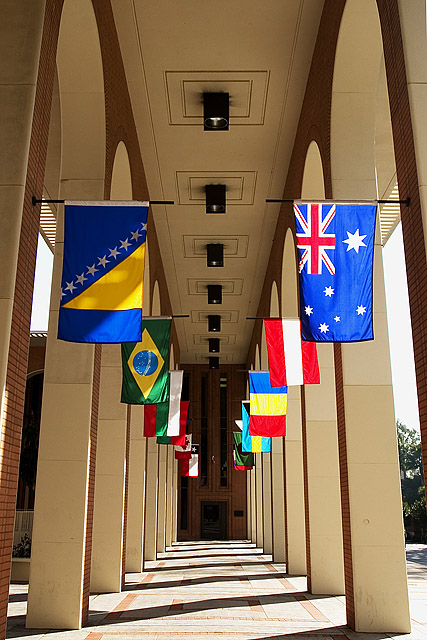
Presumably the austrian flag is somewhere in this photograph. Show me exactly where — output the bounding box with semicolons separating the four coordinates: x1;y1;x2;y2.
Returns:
264;319;320;387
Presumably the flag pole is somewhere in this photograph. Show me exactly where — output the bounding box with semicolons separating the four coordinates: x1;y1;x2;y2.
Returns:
266;197;410;206
32;197;174;206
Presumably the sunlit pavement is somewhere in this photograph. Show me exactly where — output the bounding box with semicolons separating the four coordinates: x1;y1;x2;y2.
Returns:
6;542;427;640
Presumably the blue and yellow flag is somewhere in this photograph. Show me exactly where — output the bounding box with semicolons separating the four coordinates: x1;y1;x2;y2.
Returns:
58;201;149;343
249;372;287;437
241;401;271;453
121;317;171;404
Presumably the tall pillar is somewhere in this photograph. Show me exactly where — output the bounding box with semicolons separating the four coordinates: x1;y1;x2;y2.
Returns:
165;445;174;547
156;444;167;554
255;453;263;549
144;437;158;561
125;406;146;572
0;3;46;634
271;437;286;562
172;455;178;543
27;190;103;628
284;386;306;575
90;345;127;593
262;452;272;554
250;466;257;543
246;472;251;540
304;345;344;594
336;238;410;631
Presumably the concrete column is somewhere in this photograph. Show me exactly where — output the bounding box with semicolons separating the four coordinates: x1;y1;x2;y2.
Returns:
172;456;178;543
125;406;146;572
250;466;257;543
304;345;344;594
27;189;102;629
165;446;174;547
246;472;251;540
90;345;127;593
255;453;263;549
271;437;286;562
262;453;272;554
0;3;46;633
144;437;158;562
156;444;167;554
338;238;410;631
284;386;306;575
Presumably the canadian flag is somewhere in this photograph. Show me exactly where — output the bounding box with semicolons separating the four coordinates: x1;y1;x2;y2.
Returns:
264;318;320;386
175;434;192;460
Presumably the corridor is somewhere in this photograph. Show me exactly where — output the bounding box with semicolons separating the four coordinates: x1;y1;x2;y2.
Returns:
8;539;421;640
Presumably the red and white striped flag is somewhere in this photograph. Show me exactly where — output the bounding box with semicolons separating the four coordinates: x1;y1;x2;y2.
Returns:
264;318;320;387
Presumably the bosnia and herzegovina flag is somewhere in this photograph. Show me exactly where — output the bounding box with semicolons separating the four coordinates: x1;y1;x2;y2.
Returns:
241;401;271;453
121;317;171;404
233;432;254;470
58;201;149;343
249;372;287;437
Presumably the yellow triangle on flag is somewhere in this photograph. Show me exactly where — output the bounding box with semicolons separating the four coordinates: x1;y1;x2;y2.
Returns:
128;329;165;399
63;242;145;311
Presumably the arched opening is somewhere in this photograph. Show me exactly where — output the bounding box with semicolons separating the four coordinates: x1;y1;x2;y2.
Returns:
281;228;298;317
110;141;133;200
301;141;325;200
152;280;161;315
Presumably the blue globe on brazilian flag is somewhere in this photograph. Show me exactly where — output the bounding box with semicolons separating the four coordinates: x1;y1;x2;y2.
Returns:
121;317;171;404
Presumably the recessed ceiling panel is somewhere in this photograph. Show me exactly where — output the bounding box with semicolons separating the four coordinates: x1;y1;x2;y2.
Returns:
165;71;269;125
193;334;236;345
176;171;257;205
188;279;244;295
183;236;249;258
190;311;240;323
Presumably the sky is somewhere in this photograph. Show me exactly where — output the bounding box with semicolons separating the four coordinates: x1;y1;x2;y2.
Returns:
30;223;421;432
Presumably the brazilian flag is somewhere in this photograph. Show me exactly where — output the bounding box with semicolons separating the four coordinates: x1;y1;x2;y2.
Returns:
233;432;254;469
121;317;171;404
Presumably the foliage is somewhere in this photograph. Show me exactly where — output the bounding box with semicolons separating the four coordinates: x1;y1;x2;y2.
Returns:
12;533;31;558
397;421;427;541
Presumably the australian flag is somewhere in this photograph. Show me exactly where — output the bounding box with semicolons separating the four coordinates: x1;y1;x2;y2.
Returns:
294;202;377;342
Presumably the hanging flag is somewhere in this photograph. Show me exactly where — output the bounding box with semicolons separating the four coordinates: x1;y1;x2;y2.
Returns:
157;400;189;445
233;449;253;471
294;202;376;342
58;201;148;343
166;371;183;437
143;402;169;437
249;372;287;437
264;318;320;386
181;444;199;477
241;401;271;453
233;432;254;469
121;317;171;404
175;433;192;460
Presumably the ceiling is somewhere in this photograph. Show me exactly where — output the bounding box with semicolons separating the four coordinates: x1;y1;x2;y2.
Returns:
109;0;327;364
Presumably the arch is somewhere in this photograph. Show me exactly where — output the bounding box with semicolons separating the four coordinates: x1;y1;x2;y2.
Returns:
57;0;106;192
270;281;280;318
255;344;261;371
110;141;132;200
152;280;161;315
331;0;382;199
281;228;298;317
301;140;325;200
261;322;268;370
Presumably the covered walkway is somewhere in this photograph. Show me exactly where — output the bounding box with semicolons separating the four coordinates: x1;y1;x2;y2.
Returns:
7;542;427;640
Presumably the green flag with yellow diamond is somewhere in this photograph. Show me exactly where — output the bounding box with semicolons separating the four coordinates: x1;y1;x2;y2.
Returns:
121;317;171;404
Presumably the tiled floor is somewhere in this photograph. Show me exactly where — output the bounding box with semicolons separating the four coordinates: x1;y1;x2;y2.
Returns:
6;542;427;640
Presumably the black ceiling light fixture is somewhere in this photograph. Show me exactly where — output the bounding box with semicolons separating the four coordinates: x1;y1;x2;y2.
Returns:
208;315;221;332
207;243;224;267
209;356;219;370
205;184;226;213
207;284;222;304
203;92;229;131
209;338;220;353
